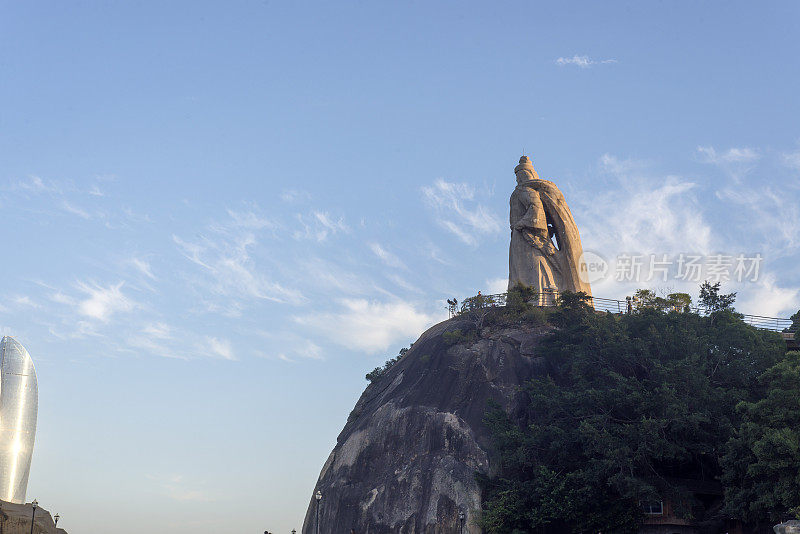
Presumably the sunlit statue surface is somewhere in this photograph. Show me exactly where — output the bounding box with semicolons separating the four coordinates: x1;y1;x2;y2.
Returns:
0;336;38;503
508;155;592;297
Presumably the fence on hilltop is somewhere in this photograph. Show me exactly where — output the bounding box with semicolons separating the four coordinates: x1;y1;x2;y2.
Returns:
447;289;797;342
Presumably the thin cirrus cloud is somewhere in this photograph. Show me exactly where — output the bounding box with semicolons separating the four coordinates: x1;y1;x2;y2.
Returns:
293;299;444;354
76;281;136;322
130;258;157;280
147;474;214;503
783;148;800;171
572;149;800;317
61;201;92;219
701;145;800;252
292;210;349;241
697;145;760;182
580;153;713;256
573;153;714;298
173;209;304;306
555;55;617;68
421;179;501;246
369;242;406;269
206;336;236;361
697;145;759;165
737;274;800;317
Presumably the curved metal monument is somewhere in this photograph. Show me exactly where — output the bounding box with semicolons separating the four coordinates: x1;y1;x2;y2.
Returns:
509;155;592;296
0;336;38;503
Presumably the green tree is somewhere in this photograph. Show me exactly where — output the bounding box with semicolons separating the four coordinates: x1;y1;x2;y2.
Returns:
630;290;692;313
699;281;737;313
787;309;800;341
478;299;785;533
721;351;800;523
666;292;692;312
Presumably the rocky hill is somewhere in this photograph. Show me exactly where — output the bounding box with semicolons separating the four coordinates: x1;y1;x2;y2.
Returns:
301;313;550;533
0;500;67;534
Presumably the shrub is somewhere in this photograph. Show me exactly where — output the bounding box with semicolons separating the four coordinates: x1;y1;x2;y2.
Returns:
365;344;412;383
443;328;477;346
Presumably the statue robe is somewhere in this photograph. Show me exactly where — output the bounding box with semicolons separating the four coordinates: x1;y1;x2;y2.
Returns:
508;179;592;296
508;185;562;294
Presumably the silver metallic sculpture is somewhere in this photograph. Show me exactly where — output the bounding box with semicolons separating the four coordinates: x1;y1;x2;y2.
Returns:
0;336;38;503
508;155;592;296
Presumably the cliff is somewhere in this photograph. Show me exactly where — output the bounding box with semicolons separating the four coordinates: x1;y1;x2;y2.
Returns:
302;313;549;533
0;500;67;534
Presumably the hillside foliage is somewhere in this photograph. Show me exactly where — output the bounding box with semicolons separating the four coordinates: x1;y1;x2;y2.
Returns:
478;289;796;533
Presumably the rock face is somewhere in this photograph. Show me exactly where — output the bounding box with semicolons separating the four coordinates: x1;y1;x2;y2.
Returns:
775;521;800;534
0;500;67;534
302;316;550;533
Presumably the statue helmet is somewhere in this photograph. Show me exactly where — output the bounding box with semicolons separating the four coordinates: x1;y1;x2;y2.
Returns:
514;155;539;182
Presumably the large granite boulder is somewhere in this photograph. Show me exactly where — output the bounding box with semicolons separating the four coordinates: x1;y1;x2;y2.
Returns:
0;500;67;534
302;315;550;533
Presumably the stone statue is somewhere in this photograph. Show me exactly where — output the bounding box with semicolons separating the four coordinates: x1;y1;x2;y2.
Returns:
508;155;592;297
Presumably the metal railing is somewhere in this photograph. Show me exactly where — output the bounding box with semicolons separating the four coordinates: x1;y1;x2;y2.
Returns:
448;290;798;336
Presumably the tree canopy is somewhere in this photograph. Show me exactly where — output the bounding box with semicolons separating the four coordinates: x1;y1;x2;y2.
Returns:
478;291;793;533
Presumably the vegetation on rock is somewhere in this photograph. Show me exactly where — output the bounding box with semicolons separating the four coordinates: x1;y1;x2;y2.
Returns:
477;287;798;533
365;345;411;383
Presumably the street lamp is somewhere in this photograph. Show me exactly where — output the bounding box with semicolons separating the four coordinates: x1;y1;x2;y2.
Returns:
292;530;296;534
458;510;465;534
315;490;323;534
54;513;60;527
29;500;38;534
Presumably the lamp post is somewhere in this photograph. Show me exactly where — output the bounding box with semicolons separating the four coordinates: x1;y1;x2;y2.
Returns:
458;510;465;534
292;530;296;534
54;514;59;528
29;500;38;534
315;490;322;534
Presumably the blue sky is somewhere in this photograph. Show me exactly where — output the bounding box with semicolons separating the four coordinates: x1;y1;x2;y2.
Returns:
1;1;799;532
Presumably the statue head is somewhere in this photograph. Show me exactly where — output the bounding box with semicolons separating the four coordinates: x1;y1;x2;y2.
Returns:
514;155;539;184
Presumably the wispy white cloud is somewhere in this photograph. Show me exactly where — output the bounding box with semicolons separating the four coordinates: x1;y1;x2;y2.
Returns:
76;282;135;322
701;145;800;253
206;336;236;361
697;145;760;182
61;201;92;219
580;154;713;255
128;332;187;360
143;322;171;339
485;277;509;294
12;295;39;308
12;175;59;194
555;55;617;68
294;299;443;354
782;148;800;171
50;291;76;305
716;186;800;251
697;146;759;165
369;242;406;269
130;258;157;280
88;185;105;197
222;208;275;231
293;211;348;241
173;208;304;306
386;273;421;293
280;189;311;203
421;179;501;246
737;274;800;317
148;474;214;502
291;256;375;296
